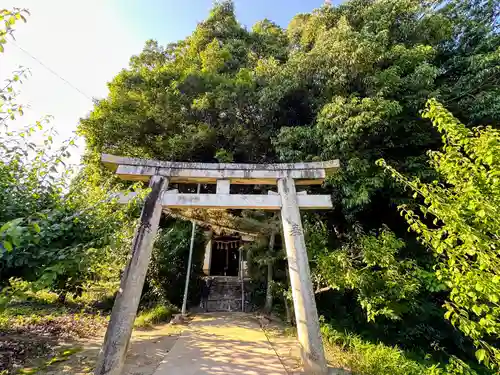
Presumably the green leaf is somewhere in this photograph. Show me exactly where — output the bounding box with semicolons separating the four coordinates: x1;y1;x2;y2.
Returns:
472;305;482;316
0;222;10;234
3;241;12;252
475;349;486;362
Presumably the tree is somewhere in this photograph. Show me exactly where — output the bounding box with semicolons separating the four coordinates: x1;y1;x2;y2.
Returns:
379;99;500;369
0;8;138;301
437;0;500;125
77;0;500;369
0;8;28;52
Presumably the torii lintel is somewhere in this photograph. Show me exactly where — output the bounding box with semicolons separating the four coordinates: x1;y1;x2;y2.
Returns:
101;153;339;185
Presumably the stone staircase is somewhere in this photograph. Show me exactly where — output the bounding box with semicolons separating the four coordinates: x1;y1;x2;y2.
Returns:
206;276;247;312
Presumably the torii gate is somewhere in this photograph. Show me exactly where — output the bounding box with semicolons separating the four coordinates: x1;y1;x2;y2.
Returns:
95;154;340;375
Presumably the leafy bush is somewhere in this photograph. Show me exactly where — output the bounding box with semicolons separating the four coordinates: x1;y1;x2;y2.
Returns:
134;304;177;328
313;224;422;322
380;99;500;369
0;15;141;301
321;323;483;375
321;323;425;375
142;220;205;307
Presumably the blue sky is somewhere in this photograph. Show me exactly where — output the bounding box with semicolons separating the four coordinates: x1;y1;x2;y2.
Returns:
118;0;329;42
1;0;339;164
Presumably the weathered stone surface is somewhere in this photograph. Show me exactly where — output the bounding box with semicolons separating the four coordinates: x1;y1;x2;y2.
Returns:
101;153;339;185
278;176;328;375
102;153;339;172
118;192;332;210
205;277;246;312
164;193;332;210
171;314;189;325
94;176;168;375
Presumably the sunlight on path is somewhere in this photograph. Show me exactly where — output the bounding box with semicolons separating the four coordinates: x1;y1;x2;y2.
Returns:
153;313;288;375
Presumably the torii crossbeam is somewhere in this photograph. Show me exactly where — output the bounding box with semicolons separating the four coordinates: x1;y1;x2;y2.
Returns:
95;154;340;375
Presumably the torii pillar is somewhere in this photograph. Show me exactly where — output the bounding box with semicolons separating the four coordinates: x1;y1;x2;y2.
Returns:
278;175;326;374
95;154;339;375
94;176;168;375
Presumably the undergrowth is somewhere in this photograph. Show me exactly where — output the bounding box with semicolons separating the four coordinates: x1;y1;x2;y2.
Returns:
16;347;81;375
134;304;177;328
320;324;488;375
0;302;108;338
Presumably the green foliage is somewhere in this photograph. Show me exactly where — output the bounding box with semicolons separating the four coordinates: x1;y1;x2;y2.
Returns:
143;220;205;307
438;0;500;125
322;322;426;375
74;0;500;370
6;0;494;371
0;128;139;297
0;8;28;53
321;323;482;375
0;10;138;301
379;99;500;369
78;0;287;164
134;304;177;328
313;224;421;322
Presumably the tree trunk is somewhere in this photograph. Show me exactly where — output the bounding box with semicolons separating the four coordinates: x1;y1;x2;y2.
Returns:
264;231;276;314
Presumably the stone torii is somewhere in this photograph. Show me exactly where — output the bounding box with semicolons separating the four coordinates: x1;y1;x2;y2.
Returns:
95;154;340;375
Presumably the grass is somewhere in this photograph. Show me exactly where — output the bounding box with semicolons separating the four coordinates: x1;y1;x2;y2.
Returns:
0;301;108;338
134;304;177;328
0;302;69;331
17;347;81;374
319;324;486;375
0;295;109;374
278;323;485;375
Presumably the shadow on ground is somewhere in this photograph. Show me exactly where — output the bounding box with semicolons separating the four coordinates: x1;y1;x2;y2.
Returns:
37;323;182;375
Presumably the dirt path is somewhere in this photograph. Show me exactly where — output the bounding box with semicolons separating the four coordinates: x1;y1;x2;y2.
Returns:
39;323;183;375
153;313;289;375
258;319;303;374
36;313;346;375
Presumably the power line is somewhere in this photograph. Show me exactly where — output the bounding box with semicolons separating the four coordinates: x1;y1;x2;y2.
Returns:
8;37;94;102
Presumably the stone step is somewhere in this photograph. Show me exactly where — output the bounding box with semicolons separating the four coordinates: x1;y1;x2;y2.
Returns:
206;299;242;312
202;277;248;312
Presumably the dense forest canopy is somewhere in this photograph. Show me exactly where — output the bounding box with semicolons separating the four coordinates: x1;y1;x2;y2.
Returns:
77;0;500;371
78;0;500;370
1;1;499;374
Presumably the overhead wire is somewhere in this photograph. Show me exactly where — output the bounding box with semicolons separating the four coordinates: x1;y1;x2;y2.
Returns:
7;37;95;102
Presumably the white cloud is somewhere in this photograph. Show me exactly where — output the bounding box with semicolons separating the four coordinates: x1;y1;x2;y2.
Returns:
1;0;144;165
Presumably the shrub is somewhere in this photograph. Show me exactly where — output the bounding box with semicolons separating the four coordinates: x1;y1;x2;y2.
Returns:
379;99;500;369
134;304;177;328
321;323;483;375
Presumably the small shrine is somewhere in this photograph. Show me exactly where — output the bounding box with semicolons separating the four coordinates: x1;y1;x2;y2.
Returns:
202;233;250;278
